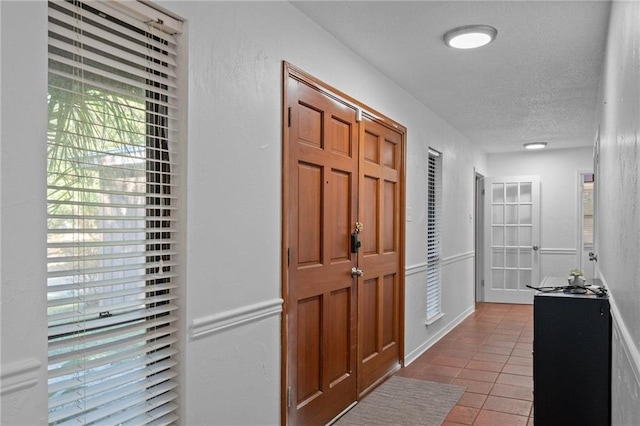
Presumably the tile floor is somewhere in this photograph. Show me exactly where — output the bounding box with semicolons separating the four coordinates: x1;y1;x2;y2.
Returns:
396;303;534;426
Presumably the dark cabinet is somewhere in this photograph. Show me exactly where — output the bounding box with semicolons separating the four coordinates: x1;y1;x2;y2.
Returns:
533;280;611;426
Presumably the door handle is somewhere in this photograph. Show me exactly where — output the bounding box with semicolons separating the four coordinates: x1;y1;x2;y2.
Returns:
533;245;539;251
351;267;364;278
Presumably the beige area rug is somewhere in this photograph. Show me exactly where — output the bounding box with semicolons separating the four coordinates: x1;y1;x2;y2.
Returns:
332;376;465;426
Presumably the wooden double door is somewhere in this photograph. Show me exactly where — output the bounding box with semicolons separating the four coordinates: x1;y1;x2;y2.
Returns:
283;64;406;426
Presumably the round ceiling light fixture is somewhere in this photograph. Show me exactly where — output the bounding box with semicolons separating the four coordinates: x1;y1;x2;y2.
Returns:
524;142;548;150
443;25;498;49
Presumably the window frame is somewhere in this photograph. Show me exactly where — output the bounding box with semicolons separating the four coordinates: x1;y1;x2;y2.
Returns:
46;1;182;424
426;148;443;324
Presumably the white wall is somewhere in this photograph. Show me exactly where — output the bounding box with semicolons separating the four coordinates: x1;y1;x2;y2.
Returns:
595;1;640;424
0;1;486;425
487;147;595;281
1;2;49;424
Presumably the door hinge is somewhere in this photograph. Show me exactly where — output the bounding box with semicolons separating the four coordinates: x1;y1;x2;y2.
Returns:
482;189;485;196
287;107;292;128
287;386;292;409
287;248;290;267
481;279;485;287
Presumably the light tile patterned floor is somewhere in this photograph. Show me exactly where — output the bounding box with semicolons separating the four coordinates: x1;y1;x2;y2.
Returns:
396;303;534;426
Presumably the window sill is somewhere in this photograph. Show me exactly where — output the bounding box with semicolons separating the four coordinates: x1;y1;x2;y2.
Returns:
425;312;445;326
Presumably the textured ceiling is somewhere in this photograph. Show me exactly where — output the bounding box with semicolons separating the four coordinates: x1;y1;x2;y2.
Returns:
291;1;611;153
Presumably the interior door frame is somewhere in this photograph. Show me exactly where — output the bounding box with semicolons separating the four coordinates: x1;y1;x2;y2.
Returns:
281;61;406;425
576;169;595;277
474;170;485;303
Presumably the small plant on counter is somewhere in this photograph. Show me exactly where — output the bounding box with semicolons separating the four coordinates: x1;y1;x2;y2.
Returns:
568;269;586;285
569;269;583;277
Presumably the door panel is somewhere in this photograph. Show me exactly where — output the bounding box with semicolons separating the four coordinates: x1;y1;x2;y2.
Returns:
329;169;352;262
382;274;397;347
287;77;359;426
484;176;540;304
384;181;396;252
362;176;379;255
326;288;351;385
296;296;321;404
357;118;402;395
361;277;379;363
298;163;322;265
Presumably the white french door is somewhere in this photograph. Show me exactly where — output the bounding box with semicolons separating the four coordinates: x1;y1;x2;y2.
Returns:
483;176;540;303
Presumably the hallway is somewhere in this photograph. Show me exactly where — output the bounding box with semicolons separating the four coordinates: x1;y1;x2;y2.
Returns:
396;303;534;426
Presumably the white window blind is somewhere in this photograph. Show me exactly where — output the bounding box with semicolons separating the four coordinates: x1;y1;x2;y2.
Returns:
426;149;442;322
47;1;181;424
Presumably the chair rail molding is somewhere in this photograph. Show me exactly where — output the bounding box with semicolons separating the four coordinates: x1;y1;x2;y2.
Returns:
442;251;475;267
1;358;41;395
190;298;284;340
406;250;475;276
405;262;428;277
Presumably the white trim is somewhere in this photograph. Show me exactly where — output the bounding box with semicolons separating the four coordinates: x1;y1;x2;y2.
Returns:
538;248;577;255
190;298;284;340
425;311;445;326
442;251;475;266
104;0;183;34
576;169;592;271
1;358;41;395
596;270;640;388
428;147;441;157
406;251;475;275
404;304;475;366
405;262;429;276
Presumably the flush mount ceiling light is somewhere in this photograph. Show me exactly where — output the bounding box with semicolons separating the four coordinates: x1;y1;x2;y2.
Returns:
443;25;498;49
524;142;548;150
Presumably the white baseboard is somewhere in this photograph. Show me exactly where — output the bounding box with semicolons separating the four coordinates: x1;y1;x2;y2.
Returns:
404;304;475;366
